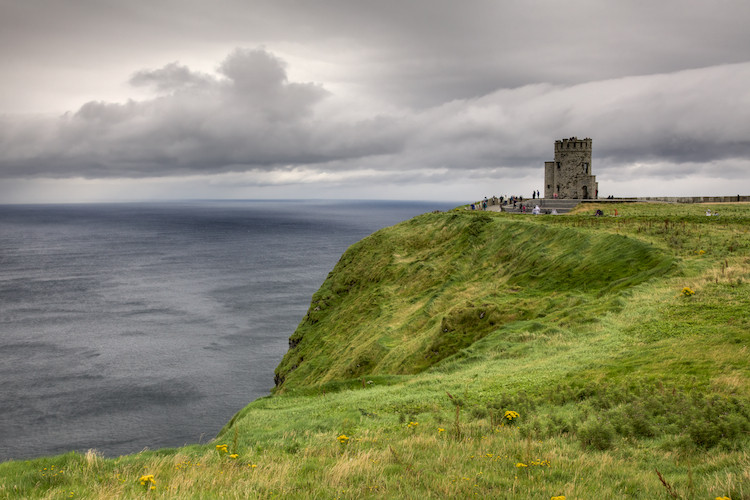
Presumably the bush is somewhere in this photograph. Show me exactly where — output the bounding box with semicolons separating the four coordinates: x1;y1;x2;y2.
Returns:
688;419;722;449
579;419;615;450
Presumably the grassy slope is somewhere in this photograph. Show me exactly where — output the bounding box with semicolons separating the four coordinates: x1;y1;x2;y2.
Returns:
274;211;674;389
1;203;749;499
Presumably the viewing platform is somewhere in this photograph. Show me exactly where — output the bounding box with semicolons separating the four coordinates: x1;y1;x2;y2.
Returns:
499;199;581;214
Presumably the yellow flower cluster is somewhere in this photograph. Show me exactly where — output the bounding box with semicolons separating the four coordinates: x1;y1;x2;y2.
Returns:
337;434;350;444
681;286;695;297
138;474;156;490
551;496;566;500
530;459;551;467
407;421;419;428
174;459;202;470
229;454;239;459
715;497;731;500
504;410;519;421
437;427;445;433
40;465;65;478
515;462;528;468
215;444;228;453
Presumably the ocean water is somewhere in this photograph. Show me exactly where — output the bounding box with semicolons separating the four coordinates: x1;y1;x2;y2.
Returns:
0;200;458;461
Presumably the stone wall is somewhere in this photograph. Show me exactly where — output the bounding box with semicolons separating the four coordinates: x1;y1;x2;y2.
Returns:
633;196;750;203
580;196;750;204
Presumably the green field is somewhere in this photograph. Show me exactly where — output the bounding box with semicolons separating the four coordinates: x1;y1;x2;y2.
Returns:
2;202;749;499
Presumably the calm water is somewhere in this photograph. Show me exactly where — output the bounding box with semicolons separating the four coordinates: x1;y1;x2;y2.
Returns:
0;200;457;461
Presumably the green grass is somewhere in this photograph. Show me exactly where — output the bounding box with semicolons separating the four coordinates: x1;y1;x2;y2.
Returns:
1;202;749;499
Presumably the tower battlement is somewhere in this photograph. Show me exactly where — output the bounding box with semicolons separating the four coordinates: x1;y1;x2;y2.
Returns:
554;137;592;151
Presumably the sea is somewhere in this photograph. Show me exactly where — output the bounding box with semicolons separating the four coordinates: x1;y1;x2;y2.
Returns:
0;199;459;461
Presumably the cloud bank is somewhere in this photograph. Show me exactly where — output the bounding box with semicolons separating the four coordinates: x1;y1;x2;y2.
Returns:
2;48;749;192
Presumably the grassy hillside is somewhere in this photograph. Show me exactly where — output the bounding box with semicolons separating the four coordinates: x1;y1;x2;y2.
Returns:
1;202;749;499
274;211;674;389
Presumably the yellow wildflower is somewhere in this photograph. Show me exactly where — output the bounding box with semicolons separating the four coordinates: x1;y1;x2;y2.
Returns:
138;474;155;486
551;496;566;500
438;428;445;433
515;462;528;468
337;434;350;444
215;444;228;453
229;454;239;459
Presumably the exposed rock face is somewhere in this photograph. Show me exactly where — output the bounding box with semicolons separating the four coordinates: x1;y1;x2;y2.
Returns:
544;137;598;199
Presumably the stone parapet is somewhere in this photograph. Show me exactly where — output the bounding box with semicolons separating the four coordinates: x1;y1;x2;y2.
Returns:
632;196;750;204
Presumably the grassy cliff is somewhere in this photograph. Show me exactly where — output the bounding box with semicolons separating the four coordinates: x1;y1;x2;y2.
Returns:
274;211;673;389
1;203;749;499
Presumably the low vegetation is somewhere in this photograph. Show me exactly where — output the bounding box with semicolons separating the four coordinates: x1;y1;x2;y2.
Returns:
1;202;749;499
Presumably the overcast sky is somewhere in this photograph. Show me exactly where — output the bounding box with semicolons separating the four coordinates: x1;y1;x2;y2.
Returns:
1;0;749;203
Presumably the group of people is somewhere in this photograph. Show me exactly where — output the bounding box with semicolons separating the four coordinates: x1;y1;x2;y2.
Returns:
470;192;550;212
469;195;528;210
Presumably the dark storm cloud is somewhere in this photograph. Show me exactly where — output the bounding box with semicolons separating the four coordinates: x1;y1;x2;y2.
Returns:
237;0;750;107
0;49;406;178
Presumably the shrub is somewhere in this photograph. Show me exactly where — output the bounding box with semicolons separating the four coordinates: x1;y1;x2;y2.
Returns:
579;419;615;450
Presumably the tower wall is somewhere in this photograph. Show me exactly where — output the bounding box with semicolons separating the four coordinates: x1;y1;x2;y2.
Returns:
544;162;555;199
545;137;596;199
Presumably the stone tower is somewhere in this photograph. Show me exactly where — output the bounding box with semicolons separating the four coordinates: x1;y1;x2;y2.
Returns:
544;137;597;199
